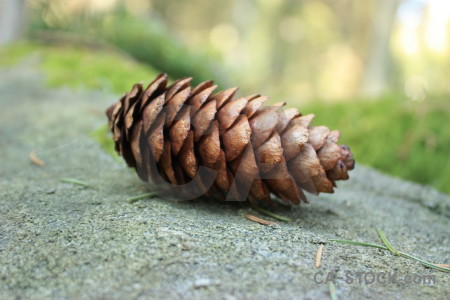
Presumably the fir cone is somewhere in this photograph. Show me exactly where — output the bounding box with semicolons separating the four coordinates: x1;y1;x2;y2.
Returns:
106;74;355;205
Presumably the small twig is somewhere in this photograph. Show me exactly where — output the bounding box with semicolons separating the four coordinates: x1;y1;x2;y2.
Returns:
315;244;324;268
436;264;450;268
29;150;45;167
60;178;90;187
245;214;277;226
127;192;157;203
328;281;338;300
250;205;291;222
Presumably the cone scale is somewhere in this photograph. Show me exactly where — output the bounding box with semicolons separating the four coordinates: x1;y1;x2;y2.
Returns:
106;74;355;205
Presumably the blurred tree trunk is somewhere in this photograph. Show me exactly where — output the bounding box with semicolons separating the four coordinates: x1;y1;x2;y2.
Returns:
0;0;26;44
361;0;402;97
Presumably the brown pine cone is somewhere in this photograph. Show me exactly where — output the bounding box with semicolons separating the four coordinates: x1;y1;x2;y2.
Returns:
106;74;355;205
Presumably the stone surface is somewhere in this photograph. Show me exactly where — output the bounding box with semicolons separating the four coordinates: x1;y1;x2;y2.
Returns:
1;64;449;299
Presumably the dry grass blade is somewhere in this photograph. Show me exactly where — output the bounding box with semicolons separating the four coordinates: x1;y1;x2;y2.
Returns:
29;150;45;167
245;214;277;226
436;264;450;268
315;244;324;268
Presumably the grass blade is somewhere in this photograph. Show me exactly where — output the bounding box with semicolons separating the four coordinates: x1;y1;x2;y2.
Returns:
60;178;89;187
377;229;399;256
398;252;450;273
127;192;157;203
329;239;388;250
328;281;338;300
250;205;291;222
331;230;450;273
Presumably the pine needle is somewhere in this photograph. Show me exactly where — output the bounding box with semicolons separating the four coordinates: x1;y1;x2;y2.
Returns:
328;281;338;300
250;205;291;222
29;150;45;167
330;229;450;273
399;252;450;273
245;214;277;226
377;229;399;256
127;192;157;203
329;239;388;251
60;178;89;187
315;244;324;268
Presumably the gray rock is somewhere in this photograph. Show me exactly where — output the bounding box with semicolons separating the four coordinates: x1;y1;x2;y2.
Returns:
1;65;449;300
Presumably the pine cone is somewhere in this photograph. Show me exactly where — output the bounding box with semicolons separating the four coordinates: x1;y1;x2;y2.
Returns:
106;74;355;205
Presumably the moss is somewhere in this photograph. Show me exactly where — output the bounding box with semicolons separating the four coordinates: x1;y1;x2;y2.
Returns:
27;9;226;86
0;41;159;94
89;123;119;160
302;96;450;195
0;42;39;66
0;41;156;161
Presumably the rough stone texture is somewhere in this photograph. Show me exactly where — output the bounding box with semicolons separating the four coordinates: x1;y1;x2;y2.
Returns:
1;64;449;300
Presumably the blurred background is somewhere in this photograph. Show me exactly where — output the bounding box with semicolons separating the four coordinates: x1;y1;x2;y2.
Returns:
1;0;449;194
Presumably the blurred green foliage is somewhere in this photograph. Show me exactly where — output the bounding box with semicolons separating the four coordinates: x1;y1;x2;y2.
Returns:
0;42;158;93
27;4;227;86
89;123;119;161
304;96;450;194
1;43;448;195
